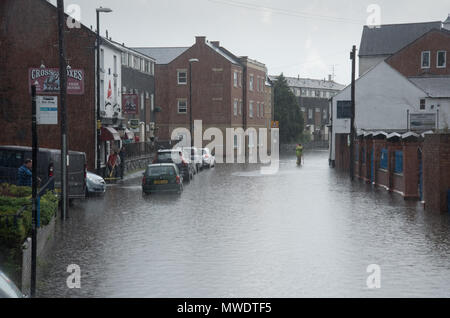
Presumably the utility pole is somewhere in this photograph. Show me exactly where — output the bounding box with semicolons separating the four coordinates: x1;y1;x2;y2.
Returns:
350;45;356;181
31;85;38;298
96;9;102;175
57;0;69;220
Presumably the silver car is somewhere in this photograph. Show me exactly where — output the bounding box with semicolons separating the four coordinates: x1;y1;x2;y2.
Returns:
0;271;24;298
86;171;106;196
201;148;216;168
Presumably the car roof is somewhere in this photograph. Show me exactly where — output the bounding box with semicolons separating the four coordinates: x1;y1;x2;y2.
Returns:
158;149;181;153
147;163;177;168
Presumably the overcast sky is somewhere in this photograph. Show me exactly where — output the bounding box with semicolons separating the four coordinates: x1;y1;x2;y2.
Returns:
49;0;449;85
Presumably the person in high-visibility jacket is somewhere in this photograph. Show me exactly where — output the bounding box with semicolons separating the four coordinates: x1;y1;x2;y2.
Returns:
296;144;303;166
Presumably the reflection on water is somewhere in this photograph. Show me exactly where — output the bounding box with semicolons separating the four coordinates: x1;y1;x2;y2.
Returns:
38;151;450;298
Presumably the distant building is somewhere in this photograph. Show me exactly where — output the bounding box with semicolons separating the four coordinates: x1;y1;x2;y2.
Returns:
269;75;345;142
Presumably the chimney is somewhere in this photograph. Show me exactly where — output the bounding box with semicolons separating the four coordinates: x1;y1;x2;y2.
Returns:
211;41;220;48
328;74;332;81
195;36;206;45
443;14;450;31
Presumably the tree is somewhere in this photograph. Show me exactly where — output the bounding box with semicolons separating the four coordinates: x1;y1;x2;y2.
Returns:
273;73;304;143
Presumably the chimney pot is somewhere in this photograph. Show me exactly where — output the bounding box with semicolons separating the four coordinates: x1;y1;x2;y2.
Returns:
211;41;220;47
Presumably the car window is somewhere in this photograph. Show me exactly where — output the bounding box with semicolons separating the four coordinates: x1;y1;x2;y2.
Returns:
146;166;176;176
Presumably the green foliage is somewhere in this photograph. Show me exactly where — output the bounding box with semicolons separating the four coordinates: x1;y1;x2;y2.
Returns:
0;183;58;284
273;74;304;143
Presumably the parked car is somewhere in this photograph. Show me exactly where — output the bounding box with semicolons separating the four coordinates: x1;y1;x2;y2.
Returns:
201;148;216;168
153;149;193;182
182;147;203;174
0;146;87;200
0;270;25;298
142;164;183;194
86;171;106;196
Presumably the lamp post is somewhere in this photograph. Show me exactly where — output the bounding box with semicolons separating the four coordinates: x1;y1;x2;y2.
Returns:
96;7;113;175
189;58;199;147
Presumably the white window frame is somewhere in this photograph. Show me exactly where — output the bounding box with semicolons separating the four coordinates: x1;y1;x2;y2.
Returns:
261;103;264;117
308;108;313;119
249;75;254;91
233;99;238;116
249;101;254;118
421;51;431;69
233;71;238;87
177;69;187;85
239;100;243;115
177;99;187;114
437;51;447;68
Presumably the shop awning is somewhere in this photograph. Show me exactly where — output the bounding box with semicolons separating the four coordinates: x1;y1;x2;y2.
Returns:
124;129;135;140
101;127;121;142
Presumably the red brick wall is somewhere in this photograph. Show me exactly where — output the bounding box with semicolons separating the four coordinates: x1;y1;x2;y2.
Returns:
0;0;97;169
423;134;450;213
335;134;350;172
387;30;450;77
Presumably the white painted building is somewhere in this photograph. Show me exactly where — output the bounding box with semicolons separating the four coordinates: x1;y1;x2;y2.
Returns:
99;41;122;120
329;61;450;163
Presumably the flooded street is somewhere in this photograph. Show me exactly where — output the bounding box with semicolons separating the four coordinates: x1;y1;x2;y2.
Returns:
38;151;450;298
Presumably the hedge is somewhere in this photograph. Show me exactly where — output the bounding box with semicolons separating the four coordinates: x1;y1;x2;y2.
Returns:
0;183;58;287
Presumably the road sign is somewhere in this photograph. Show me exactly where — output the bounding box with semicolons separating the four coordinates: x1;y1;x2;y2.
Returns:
410;113;436;131
37;96;58;125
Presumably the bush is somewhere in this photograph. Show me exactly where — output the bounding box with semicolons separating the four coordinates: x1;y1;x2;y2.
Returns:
0;183;58;286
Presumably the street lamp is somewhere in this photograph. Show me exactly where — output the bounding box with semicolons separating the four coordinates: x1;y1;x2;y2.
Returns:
189;58;199;147
96;7;113;175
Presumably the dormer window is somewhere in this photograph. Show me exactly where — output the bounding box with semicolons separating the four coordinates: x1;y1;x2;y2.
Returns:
421;51;430;69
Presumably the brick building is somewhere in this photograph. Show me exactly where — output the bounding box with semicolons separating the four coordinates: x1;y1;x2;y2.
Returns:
0;0;97;169
269;75;345;142
134;37;268;154
386;29;450;77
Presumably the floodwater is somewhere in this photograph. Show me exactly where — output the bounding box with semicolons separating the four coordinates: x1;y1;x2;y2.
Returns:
37;150;450;298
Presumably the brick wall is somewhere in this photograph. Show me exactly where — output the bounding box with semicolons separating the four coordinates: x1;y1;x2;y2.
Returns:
387;30;450;77
423;134;450;213
0;0;97;169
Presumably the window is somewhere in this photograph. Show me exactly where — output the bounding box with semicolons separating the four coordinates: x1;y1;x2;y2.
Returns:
234;135;238;148
323;109;327;120
239;73;242;87
239;100;243;115
311;90;316;98
249;101;254;118
128;54;132;68
300;107;306;112
420;99;426;110
100;49;104;71
256;102;260;117
308;108;313;119
437;51;447;68
249;75;254;91
234;99;238;116
178;99;187;113
315;107;321;113
121;53;127;66
261;103;264;117
177;70;187;85
394;151;403;174
421;51;430;69
337;101;352;119
257;78;260;92
301;89;306;96
326;91;330;98
113;55;117;75
233;71;238;87
380;149;388;170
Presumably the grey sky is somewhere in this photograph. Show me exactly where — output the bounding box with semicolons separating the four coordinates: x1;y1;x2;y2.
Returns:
50;0;449;85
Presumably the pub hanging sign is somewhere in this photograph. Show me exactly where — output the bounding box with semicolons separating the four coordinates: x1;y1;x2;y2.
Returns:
29;67;85;95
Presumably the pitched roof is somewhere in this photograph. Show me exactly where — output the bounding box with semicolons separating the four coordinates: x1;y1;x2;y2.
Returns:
132;47;189;64
269;76;346;91
206;42;241;65
408;76;450;98
359;21;442;57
